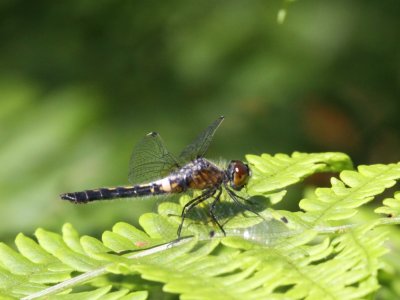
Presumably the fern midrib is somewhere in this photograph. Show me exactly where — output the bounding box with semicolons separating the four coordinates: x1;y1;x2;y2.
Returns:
348;229;372;273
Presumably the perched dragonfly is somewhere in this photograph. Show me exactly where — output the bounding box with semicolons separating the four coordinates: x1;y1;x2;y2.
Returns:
61;116;256;237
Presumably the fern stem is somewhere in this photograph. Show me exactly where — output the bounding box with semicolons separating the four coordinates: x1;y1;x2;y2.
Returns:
315;216;400;234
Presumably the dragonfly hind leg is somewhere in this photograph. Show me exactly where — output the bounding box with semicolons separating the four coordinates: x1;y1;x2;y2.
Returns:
177;188;216;238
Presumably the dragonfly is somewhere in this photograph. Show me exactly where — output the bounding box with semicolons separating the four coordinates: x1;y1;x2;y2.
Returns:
60;116;257;237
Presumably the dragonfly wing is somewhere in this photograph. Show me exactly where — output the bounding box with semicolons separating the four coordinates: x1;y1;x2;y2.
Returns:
128;132;181;185
179;116;224;162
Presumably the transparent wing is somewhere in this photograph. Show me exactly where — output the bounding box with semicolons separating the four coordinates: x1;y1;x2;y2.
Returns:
128;132;181;185
179;116;224;162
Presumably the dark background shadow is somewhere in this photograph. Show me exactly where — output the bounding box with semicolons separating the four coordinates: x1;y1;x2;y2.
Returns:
0;0;399;241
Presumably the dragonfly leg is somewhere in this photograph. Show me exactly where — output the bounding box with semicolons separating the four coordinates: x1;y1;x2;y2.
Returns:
225;187;266;221
208;187;225;236
177;189;216;238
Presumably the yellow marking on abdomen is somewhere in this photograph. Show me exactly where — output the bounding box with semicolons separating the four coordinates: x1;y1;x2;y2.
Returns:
155;178;171;192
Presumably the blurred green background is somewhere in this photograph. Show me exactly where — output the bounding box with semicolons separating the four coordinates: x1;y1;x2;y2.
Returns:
0;0;399;242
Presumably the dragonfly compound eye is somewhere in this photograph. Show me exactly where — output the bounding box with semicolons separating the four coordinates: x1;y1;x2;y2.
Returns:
228;160;251;190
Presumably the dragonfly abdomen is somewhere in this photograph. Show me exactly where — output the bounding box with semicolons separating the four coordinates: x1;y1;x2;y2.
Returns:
60;183;167;203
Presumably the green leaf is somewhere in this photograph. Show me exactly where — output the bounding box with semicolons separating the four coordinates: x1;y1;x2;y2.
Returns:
35;228;102;271
375;191;400;217
299;163;400;225
246;152;352;197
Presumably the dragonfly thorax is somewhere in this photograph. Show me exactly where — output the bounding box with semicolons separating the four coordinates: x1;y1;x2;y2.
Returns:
182;158;225;191
226;160;251;191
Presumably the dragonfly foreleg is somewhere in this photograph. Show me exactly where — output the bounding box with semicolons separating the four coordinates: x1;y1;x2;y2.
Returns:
208;187;225;236
177;188;216;238
225;187;266;221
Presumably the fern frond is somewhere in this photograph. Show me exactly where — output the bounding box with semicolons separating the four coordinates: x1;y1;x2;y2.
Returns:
0;220;390;299
297;163;400;226
246;152;352;204
0;153;399;299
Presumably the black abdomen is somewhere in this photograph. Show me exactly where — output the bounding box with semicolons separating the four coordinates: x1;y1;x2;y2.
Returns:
60;184;165;203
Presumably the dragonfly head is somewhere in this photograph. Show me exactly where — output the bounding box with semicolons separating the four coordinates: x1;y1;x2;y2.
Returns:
227;160;251;191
